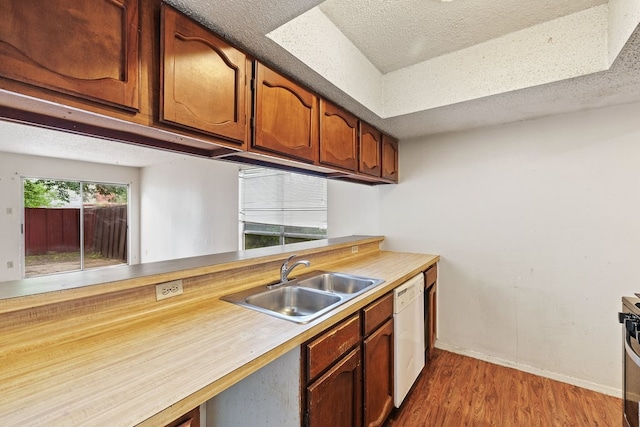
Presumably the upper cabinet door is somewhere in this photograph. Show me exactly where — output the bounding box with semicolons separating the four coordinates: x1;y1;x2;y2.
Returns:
359;122;382;177
381;134;399;182
0;0;139;110
253;62;318;163
319;100;358;172
161;5;247;145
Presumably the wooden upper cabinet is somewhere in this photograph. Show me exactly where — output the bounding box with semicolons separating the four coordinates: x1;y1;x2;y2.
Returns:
382;134;399;182
253;62;319;163
359;122;382;177
0;0;139;110
319;99;358;171
161;5;247;145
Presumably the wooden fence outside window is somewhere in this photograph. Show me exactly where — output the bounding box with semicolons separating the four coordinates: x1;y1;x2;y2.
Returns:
24;205;127;261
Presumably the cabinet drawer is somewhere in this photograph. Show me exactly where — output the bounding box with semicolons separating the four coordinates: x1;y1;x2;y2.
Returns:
164;406;200;427
307;314;361;380
363;293;393;336
425;265;437;288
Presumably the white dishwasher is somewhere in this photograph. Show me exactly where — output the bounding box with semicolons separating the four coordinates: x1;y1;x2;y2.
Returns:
393;273;426;408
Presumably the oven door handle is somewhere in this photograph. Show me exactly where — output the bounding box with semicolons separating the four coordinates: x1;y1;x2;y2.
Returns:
626;332;640;368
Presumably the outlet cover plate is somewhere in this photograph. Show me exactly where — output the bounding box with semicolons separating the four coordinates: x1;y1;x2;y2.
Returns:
155;279;183;301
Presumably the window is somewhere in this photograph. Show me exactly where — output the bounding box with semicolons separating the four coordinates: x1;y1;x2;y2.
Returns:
22;178;129;277
239;167;327;250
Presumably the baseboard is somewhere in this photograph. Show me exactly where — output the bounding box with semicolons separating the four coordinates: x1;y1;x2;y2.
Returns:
435;341;621;398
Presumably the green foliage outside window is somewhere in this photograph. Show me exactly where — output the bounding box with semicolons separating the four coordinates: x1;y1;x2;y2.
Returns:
23;179;128;208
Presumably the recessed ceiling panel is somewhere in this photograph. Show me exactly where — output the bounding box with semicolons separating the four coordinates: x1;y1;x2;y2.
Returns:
319;0;607;73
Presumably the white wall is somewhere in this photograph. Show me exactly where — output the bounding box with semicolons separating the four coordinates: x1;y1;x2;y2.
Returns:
0;152;141;282
327;179;380;238
378;101;640;396
140;157;239;262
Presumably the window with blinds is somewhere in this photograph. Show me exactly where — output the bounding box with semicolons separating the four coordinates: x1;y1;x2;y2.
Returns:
239;167;327;249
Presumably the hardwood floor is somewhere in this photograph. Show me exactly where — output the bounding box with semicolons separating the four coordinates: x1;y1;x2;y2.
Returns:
386;349;622;426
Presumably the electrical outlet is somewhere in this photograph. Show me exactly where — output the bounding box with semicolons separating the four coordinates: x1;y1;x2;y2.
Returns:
351;245;358;254
155;279;183;301
7;261;13;269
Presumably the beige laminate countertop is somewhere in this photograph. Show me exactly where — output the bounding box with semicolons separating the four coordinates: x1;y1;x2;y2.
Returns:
0;249;438;426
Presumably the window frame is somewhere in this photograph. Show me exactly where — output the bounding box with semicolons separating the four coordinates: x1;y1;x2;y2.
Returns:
241;221;327;249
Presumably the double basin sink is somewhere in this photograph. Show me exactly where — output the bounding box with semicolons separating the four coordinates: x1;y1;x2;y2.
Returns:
221;271;384;324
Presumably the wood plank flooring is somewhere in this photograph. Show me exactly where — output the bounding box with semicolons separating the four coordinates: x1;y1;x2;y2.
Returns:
386;349;622;426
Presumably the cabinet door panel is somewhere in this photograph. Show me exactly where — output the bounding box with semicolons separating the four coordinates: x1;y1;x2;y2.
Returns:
427;283;437;359
359;122;382;177
0;0;139;110
364;319;394;427
307;347;362;427
382;134;399;182
161;5;247;144
319;100;358;171
254;63;318;163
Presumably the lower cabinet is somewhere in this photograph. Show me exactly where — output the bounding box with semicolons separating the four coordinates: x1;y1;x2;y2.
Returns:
307;346;362;427
202;292;396;427
363;319;394;427
164;406;200;427
304;293;394;427
362;293;394;427
425;264;438;360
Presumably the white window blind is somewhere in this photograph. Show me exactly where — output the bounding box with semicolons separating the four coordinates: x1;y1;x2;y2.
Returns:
239;167;327;229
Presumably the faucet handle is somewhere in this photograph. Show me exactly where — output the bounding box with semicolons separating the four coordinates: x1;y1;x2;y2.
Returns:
282;254;298;268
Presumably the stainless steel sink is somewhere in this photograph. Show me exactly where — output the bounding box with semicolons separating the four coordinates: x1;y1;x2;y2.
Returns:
221;271;384;324
297;272;383;294
245;287;342;321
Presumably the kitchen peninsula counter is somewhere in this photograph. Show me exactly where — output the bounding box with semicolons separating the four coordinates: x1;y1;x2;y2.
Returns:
0;236;438;426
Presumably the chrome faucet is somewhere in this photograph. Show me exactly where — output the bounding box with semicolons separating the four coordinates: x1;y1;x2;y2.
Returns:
280;254;310;283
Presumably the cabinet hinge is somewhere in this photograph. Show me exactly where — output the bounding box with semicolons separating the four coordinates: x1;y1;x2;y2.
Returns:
250;78;256;92
250;116;255;130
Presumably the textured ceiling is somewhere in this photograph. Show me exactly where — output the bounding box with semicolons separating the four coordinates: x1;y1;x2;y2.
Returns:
2;0;640;166
385;25;640;139
319;0;607;73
